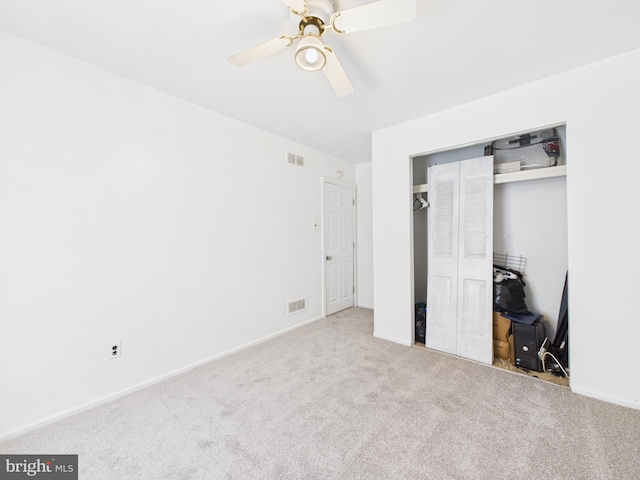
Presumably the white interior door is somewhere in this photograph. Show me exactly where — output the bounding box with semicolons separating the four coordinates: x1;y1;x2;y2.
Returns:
324;181;355;315
426;156;494;364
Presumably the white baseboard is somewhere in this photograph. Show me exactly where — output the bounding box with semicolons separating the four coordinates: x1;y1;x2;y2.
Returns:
571;385;640;410
356;303;374;310
0;315;323;442
373;331;412;346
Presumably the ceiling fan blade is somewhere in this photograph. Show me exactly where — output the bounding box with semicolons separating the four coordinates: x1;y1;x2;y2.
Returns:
228;35;294;67
332;0;416;34
282;0;308;15
323;46;354;98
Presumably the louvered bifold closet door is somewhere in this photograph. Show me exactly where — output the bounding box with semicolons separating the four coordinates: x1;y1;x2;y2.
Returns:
425;156;494;364
456;156;493;364
425;161;460;356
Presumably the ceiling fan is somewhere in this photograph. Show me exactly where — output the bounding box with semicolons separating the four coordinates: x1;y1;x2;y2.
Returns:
228;0;416;97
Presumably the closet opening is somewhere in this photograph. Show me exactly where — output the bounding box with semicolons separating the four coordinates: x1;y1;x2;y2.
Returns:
411;125;569;388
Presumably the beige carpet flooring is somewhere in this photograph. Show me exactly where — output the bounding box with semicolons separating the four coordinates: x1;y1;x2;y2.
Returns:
2;307;639;479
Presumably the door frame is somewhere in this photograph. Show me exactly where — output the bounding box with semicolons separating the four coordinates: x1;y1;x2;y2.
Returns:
321;177;357;318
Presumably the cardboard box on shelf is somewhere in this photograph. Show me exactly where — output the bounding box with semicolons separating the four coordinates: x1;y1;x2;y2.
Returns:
493;312;512;342
493;339;510;360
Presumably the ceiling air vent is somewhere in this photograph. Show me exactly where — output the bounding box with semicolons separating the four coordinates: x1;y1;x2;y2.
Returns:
287;152;305;168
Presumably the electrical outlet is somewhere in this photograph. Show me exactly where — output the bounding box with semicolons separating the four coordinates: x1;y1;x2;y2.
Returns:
109;341;121;360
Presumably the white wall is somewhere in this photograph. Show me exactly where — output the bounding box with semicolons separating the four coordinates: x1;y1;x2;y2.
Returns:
372;47;640;408
0;30;354;437
356;163;373;309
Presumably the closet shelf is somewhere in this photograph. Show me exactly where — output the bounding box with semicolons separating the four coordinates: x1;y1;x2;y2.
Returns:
494;164;566;184
412;165;567;193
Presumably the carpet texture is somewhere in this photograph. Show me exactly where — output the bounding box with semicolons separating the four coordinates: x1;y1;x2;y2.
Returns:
2;308;639;479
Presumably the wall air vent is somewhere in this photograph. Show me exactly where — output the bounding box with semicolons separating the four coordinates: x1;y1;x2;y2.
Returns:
288;297;307;315
288;301;298;315
287;152;305;168
297;298;306;311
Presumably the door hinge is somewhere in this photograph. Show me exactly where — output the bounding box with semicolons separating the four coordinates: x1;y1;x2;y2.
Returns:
352;199;355;206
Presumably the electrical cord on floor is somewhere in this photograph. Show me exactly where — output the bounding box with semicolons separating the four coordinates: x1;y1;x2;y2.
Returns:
541;351;569;378
538;337;569;378
515;365;539;378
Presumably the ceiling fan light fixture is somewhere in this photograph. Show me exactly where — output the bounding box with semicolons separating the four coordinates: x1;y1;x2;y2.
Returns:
229;0;418;96
295;26;326;72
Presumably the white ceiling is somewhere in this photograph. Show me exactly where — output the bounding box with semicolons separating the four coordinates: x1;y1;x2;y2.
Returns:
1;0;640;163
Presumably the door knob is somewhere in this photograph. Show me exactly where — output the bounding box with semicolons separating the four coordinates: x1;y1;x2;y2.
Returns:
326;256;332;260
